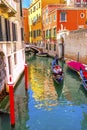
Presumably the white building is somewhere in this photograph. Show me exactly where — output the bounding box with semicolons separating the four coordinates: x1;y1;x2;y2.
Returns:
0;0;25;92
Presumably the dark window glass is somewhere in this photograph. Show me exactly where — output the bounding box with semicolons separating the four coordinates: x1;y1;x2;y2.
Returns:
12;23;17;41
5;19;11;41
21;28;24;41
60;12;66;22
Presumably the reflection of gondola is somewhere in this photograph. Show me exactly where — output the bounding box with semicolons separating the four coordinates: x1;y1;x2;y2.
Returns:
79;84;87;97
53;79;63;98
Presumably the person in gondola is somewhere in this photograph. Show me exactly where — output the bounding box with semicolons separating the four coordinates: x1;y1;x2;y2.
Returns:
52;54;59;69
52;54;62;75
55;54;59;65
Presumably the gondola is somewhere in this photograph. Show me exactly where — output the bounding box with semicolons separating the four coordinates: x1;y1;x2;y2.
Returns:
66;60;85;72
36;52;48;57
66;60;87;90
52;65;64;84
79;69;87;91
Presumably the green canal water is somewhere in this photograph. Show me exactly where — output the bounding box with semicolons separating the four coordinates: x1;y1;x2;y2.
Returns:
0;55;87;130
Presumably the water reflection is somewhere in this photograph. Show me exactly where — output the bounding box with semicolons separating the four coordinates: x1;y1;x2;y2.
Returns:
0;112;10;130
26;56;87;130
29;62;59;110
1;55;87;130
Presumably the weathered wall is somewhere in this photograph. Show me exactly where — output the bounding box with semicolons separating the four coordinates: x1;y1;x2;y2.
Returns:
64;29;87;64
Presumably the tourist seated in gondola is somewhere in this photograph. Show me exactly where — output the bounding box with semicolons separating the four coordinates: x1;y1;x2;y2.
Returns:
52;55;62;75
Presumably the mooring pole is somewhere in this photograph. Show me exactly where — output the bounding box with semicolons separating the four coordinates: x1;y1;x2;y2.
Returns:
8;81;15;127
24;63;28;90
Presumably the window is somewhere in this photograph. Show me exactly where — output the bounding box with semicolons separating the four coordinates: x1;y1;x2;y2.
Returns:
80;13;85;18
0;16;4;41
8;56;11;75
46;18;48;24
38;29;41;36
31;9;32;14
37;30;40;37
49;17;50;23
30;31;32;37
12;23;17;41
21;28;24;41
33;6;36;12
60;12;66;22
54;14;56;21
33;30;36;38
14;53;17;65
39;2;40;8
0;16;11;41
5;19;11;41
50;16;52;23
46;30;48;38
83;0;87;2
54;44;56;51
76;0;81;3
46;44;48;50
49;29;51;38
53;27;56;37
49;44;51;50
46;8;48;15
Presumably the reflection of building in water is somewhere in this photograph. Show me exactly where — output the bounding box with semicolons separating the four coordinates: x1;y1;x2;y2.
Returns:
14;96;28;130
29;64;58;110
0;112;10;130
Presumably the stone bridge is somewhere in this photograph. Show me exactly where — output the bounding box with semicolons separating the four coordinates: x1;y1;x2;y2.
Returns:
25;45;43;54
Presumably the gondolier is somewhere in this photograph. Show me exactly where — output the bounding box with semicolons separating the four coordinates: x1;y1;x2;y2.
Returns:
52;54;59;69
51;55;64;84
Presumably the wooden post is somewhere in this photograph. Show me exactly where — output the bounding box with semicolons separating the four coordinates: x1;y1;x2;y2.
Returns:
8;81;15;127
24;64;28;90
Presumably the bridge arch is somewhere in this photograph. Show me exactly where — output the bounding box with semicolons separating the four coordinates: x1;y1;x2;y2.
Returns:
25;45;43;53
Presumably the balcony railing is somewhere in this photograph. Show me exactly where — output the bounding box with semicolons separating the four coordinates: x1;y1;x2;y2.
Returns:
0;0;17;15
6;0;16;11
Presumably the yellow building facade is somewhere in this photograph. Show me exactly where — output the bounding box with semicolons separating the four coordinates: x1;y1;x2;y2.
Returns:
28;0;66;45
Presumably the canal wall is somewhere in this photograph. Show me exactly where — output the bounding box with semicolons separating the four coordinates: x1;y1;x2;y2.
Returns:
43;29;87;64
64;29;87;64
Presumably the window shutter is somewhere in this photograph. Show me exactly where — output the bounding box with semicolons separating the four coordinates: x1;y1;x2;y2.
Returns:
0;16;3;41
1;16;6;41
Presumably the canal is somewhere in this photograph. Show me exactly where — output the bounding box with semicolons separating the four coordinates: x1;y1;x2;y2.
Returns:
0;55;87;130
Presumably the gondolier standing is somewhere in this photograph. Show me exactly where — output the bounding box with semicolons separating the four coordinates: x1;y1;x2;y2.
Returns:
52;54;59;69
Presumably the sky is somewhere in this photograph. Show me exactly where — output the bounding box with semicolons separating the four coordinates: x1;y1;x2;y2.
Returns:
22;0;31;8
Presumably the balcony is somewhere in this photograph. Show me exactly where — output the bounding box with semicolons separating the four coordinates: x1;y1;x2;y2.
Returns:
0;0;17;16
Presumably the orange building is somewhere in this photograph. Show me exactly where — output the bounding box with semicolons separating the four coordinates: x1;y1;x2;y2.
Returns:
22;8;29;44
56;8;87;31
42;5;87;44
